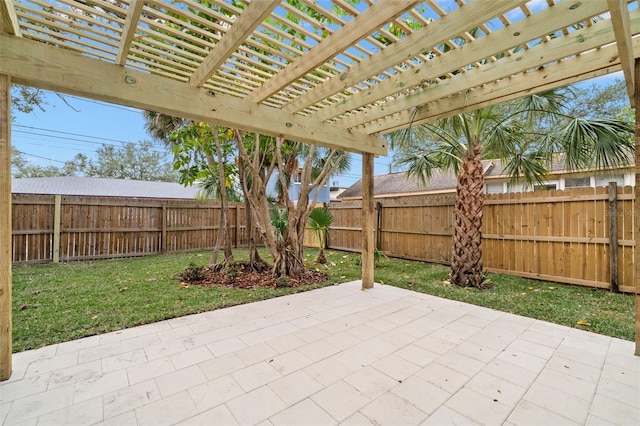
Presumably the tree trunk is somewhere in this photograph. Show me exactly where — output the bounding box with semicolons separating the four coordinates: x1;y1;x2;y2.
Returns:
450;138;486;288
210;127;233;268
237;155;268;271
273;228;306;279
209;206;224;265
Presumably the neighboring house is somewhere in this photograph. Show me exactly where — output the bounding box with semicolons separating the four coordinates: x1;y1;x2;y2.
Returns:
11;176;200;199
338;159;635;201
329;184;348;201
265;170;331;204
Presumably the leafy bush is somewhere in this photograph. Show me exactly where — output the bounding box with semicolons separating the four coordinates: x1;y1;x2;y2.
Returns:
178;262;206;282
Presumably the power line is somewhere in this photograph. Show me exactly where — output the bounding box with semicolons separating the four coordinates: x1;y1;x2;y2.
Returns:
13;127;168;153
13;149;67;165
14;124;139;145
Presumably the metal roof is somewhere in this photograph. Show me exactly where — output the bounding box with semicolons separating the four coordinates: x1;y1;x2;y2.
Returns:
12;176;200;199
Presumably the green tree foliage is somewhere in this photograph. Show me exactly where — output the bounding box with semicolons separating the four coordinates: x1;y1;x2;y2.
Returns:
85;140;178;182
11;148;87;178
11;85;46;117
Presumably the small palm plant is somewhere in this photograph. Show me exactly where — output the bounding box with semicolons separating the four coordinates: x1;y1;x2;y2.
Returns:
270;208;288;245
307;207;334;264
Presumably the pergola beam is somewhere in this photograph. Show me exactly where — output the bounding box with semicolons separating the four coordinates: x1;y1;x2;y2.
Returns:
607;0;635;107
364;41;633;135
0;33;386;155
283;0;525;114
188;0;280;88
0;0;21;37
312;0;610;123
247;0;421;104
115;0;144;66
336;7;640;128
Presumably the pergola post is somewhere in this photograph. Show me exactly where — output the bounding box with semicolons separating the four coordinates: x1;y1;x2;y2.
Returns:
635;59;640;356
361;153;375;289
0;74;12;380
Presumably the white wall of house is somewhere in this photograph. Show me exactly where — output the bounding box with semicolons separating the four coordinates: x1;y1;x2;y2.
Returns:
485;172;635;194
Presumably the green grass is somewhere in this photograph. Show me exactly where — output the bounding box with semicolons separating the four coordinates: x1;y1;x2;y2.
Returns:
12;248;635;352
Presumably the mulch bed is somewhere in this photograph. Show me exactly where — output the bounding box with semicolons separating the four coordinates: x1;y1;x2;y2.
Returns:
181;263;329;289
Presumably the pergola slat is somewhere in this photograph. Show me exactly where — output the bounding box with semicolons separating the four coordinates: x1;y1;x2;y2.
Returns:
316;0;611;124
188;0;280;87
342;5;634;130
0;33;386;155
116;0;144;66
247;0;421;104
284;0;525;115
364;39;637;135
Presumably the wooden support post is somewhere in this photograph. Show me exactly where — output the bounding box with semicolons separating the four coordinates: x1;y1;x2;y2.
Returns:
608;182;619;293
0;74;12;380
361;153;375;289
52;195;61;263
634;59;640;356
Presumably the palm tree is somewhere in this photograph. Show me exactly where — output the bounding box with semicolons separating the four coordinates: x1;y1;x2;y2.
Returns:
391;88;634;289
307;207;334;264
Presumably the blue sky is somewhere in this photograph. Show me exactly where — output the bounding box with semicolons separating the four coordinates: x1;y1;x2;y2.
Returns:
11;91;394;188
11;72;624;188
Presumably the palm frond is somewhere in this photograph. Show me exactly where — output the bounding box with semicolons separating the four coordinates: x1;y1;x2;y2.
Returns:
270;208;288;242
503;150;550;189
307;207;334;240
398;152;441;187
552;118;633;171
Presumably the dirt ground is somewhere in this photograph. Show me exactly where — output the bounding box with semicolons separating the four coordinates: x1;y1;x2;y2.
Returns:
180;262;329;289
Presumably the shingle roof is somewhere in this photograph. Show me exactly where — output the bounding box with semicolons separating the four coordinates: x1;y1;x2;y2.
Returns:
12;177;199;199
338;169;458;200
338;157;636;199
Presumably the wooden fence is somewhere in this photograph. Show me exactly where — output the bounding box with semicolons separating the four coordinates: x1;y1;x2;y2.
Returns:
11;187;636;293
327;185;635;293
11;194;248;263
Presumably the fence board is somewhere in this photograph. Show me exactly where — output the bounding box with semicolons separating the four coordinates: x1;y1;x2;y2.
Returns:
11;187;636;293
325;186;635;293
12;194;248;263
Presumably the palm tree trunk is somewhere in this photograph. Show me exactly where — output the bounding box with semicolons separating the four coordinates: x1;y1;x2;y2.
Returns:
450;138;486;288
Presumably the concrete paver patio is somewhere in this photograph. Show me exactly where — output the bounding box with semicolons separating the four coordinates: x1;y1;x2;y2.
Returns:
1;280;638;425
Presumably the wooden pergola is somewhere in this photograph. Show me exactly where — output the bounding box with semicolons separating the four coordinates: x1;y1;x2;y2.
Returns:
1;0;639;381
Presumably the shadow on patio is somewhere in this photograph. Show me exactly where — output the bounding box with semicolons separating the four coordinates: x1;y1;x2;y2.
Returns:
1;281;638;425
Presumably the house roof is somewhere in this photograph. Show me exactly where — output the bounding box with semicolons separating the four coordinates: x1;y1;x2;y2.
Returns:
338;158;636;199
12;177;200;199
338;170;454;200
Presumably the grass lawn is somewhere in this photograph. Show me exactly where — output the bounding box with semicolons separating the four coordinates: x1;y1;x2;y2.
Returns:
12;248;635;352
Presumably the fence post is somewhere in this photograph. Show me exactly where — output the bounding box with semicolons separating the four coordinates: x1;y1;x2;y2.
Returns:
161;203;167;254
608;182;619;293
375;202;382;250
52;195;62;263
235;204;241;248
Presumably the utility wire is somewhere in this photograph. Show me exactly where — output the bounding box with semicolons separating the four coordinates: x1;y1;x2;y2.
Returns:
13;149;67;164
